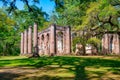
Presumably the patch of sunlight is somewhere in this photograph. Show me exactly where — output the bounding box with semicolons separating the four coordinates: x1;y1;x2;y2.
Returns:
47;66;74;77
69;56;120;60
50;68;74;77
52;62;59;65
86;67;120;80
17;65;75;79
48;65;60;67
4;63;29;67
55;72;74;77
62;65;74;68
86;66;110;72
0;56;27;60
101;56;120;61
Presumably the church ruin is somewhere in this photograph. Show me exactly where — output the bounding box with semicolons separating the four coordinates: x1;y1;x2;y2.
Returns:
20;23;71;56
20;23;120;56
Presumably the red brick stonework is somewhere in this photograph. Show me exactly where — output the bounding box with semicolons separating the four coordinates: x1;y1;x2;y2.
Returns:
102;33;120;55
20;23;71;56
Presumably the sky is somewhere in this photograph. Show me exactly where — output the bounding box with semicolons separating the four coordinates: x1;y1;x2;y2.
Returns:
0;0;55;16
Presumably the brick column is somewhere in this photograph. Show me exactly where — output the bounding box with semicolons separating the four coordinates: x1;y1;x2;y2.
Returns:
115;34;120;54
108;34;112;53
102;35;105;53
45;34;47;55
65;26;71;54
116;34;120;54
104;34;109;54
63;32;66;54
38;35;41;54
39;35;42;54
50;24;56;55
24;29;28;54
112;34;115;53
33;23;38;56
28;26;32;54
20;32;24;54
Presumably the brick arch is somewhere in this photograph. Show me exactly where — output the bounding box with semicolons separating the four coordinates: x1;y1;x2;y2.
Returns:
20;24;71;56
102;33;120;55
41;34;45;54
56;31;64;54
41;34;44;40
110;35;113;53
46;33;50;54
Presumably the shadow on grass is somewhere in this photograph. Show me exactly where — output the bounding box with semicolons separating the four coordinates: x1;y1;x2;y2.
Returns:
0;72;21;80
75;65;87;80
0;56;120;80
22;75;74;80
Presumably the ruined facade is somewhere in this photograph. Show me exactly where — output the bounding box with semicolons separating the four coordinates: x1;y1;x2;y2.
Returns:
102;33;120;55
21;23;120;56
20;23;71;56
72;32;120;55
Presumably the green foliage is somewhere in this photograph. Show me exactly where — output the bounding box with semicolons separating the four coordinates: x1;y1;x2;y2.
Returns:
72;37;81;52
0;56;120;79
53;0;120;32
87;37;101;47
1;0;40;13
52;0;120;54
0;0;120;55
0;9;18;56
12;5;48;31
0;4;48;55
51;0;97;27
80;0;120;34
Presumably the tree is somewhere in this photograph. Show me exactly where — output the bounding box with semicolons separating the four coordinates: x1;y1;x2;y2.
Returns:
78;0;120;36
0;3;48;56
0;0;39;13
51;0;97;26
11;5;48;31
52;0;120;55
0;9;16;55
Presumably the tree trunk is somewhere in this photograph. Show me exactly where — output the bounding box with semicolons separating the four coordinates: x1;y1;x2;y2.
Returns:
82;45;86;55
33;46;39;57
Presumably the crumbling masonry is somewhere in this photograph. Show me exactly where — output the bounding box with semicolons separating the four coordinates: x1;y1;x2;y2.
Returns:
20;23;71;56
102;33;120;55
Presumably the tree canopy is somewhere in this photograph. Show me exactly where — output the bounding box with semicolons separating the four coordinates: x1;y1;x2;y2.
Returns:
0;0;120;55
0;0;48;55
51;0;120;54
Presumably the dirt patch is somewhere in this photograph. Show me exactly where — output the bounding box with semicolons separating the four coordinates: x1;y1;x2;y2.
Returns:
0;67;41;80
0;66;74;80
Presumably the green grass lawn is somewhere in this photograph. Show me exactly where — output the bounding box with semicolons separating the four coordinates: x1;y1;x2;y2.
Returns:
0;56;120;80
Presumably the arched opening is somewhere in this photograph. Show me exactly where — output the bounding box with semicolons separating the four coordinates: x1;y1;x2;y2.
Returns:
38;35;41;54
56;32;63;54
41;35;44;40
110;35;113;53
41;35;44;54
46;33;50;54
